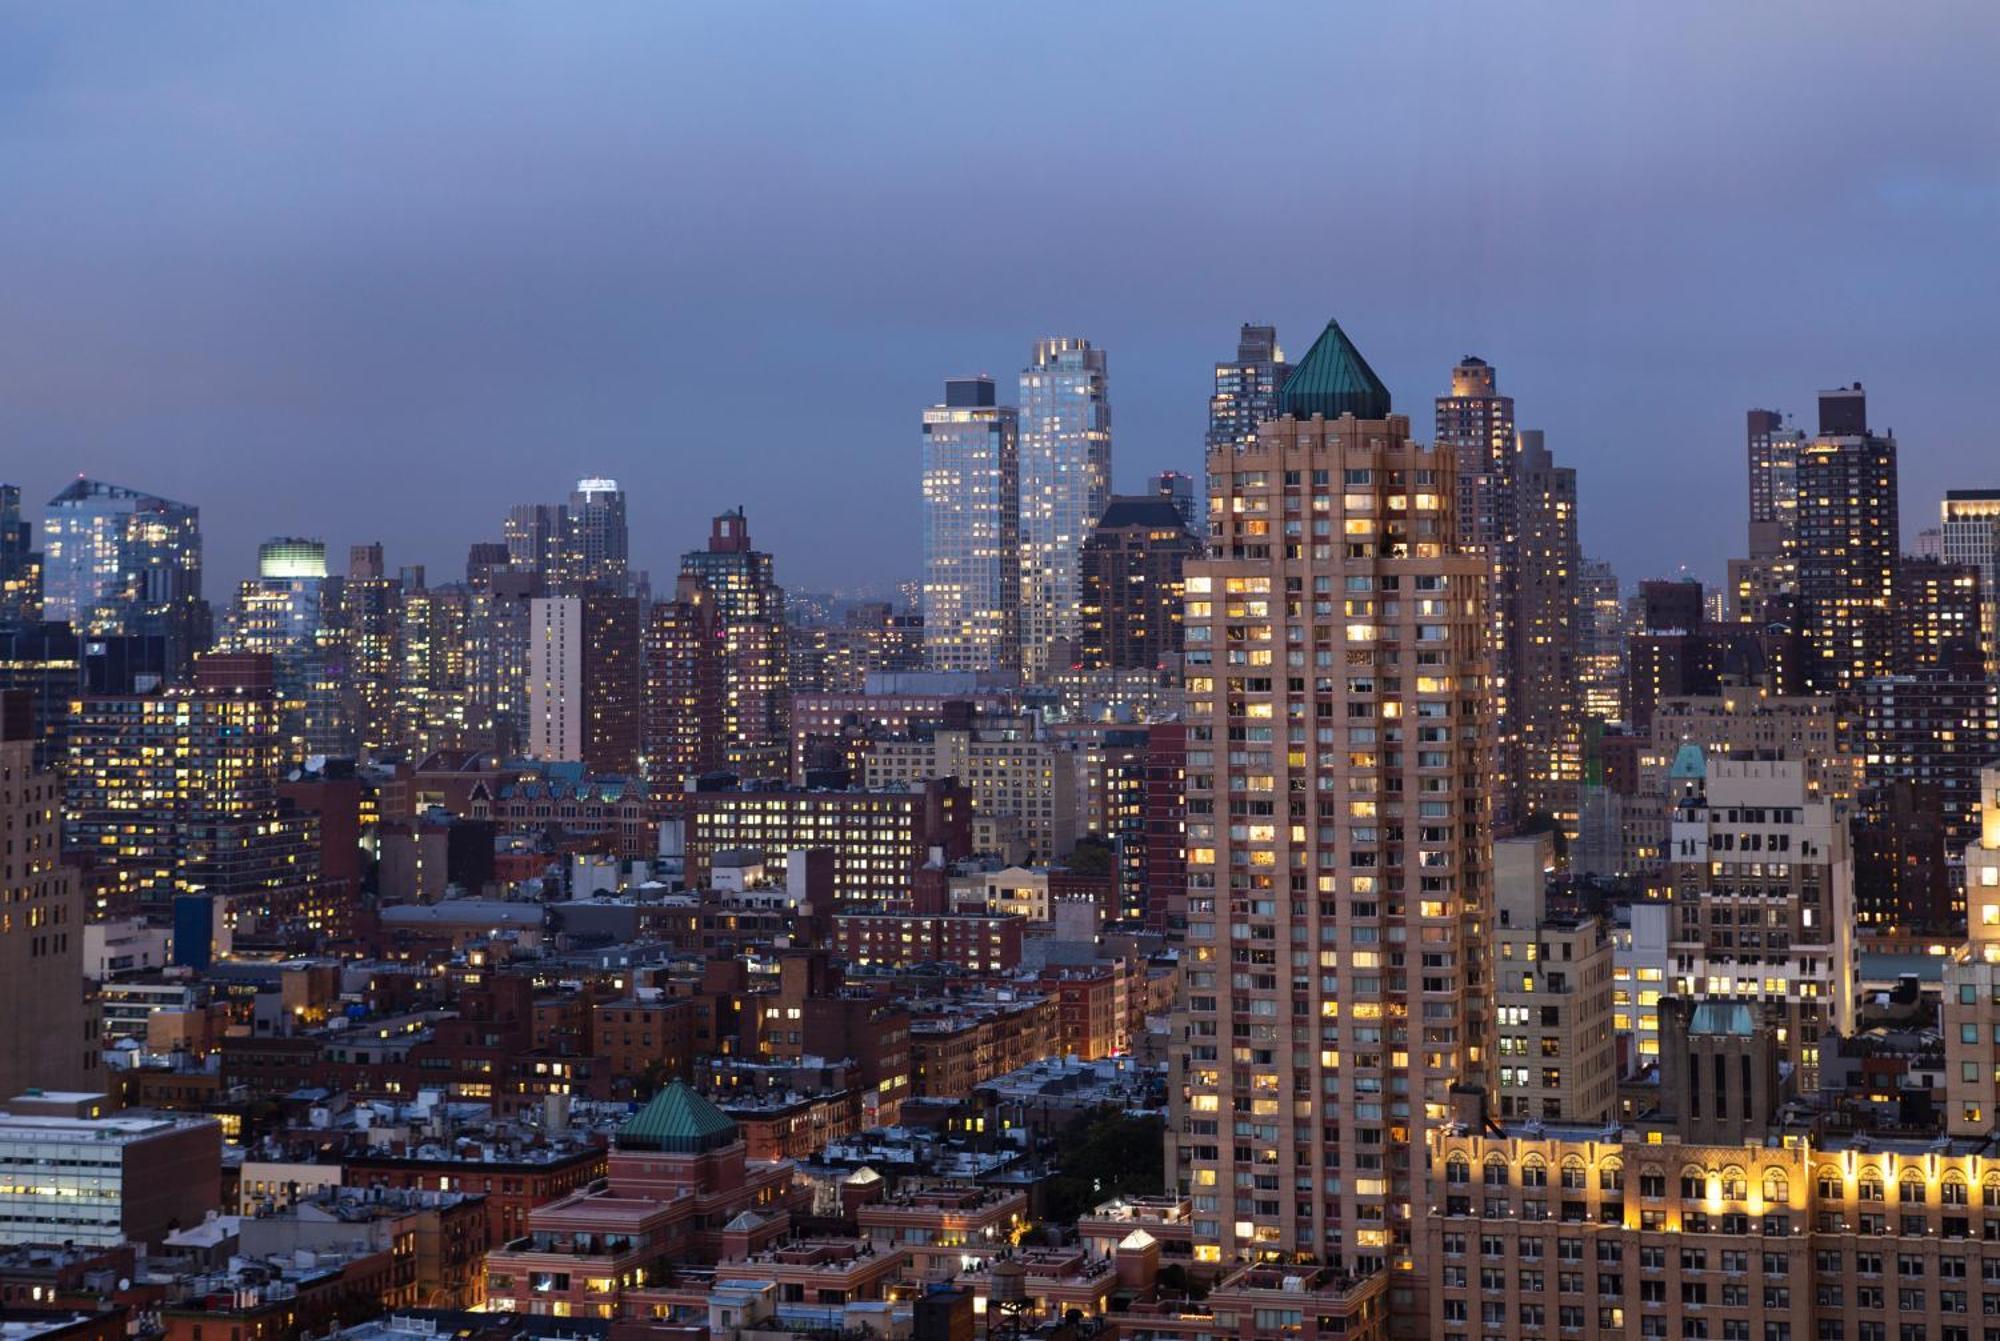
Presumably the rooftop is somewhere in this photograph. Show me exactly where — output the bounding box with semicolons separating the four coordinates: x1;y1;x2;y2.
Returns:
1273;318;1391;422
616;1081;739;1154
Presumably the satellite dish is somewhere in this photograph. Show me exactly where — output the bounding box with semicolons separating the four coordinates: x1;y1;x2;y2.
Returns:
118;1279;131;1291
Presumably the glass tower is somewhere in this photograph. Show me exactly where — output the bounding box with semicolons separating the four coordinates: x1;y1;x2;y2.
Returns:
1018;337;1110;678
41;478;206;680
921;376;1020;675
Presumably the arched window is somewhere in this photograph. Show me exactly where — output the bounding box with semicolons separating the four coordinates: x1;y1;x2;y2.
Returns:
1858;1167;1884;1202
1560;1157;1587;1192
1600;1158;1624;1193
1816;1166;1842;1201
1446;1155;1470;1185
1521;1156;1548;1188
1981;1175;2000;1208
1900;1173;1926;1205
1762;1169;1790;1205
1721;1167;1747;1201
1680;1165;1708;1201
1484;1155;1509;1187
1941;1175;1968;1207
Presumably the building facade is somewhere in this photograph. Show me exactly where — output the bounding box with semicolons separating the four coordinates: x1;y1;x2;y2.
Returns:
1018;338;1111;678
1169;317;1494;1271
921;376;1021;676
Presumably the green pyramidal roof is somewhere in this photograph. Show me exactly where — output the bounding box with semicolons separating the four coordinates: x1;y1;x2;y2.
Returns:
1275;319;1392;421
617;1080;739;1154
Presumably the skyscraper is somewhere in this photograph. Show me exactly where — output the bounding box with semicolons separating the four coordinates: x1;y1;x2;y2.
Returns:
921;376;1020;675
1512;431;1582;823
339;544;402;757
1796;383;1898;692
1077;495;1196;670
219;537;349;759
41;478;208;681
1205;323;1288;453
527;593;642;775
1435;362;1580;829
0;690;94;1100
1018;337;1110;677
643;574;725;788
0;485;41;627
680;510;787;774
1575;557;1625;723
1941;488;2000;663
1171;317;1492;1272
565;477;630;594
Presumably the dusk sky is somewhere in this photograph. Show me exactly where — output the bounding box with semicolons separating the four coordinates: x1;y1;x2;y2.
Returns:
2;4;1994;599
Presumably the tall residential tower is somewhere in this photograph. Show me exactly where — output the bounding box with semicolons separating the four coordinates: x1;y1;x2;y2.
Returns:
1170;318;1493;1274
1018;337;1110;677
921;376;1021;675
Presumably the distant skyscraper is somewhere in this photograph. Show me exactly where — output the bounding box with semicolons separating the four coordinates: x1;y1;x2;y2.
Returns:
565;477;630;594
643;574;725;788
338;547;402;757
1204;323;1288;453
527;593;641;775
680;510;788;774
219;537;349;758
1576;557;1625;723
41;478;208;680
1170;317;1493;1271
1512;431;1582;822
1942;489;2000;663
1018;337;1110;677
0;690;94;1100
1746;407;1805;559
396;582;476;759
505;502;568;585
920;376;1020;676
1796;383;1899;692
0;485;41;627
1077;496;1196;670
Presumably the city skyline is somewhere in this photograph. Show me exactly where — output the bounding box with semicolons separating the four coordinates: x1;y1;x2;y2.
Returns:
2;6;1995;592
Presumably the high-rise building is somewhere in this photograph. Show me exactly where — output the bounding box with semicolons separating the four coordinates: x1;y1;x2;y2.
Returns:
396;580;476;759
1856;666;1999;861
921;376;1020;676
466;559;542;756
564;477;630;594
1511;431;1582;824
1941;488;2000;663
1664;753;1855;1091
0;691;94;1100
1077;496;1197;670
526;594;641;776
1171;317;1492;1272
219;537;349;759
1205;323;1288;453
504;503;568;585
41;478;208;680
65;653;315;915
339;546;402;757
1492;834;1614;1122
1796;384;1899;692
1746;406;1805;562
1018;337;1111;678
1436;361;1580;830
1436;356;1516;560
643;574;725;788
681;510;788;774
1892;556;1982;672
0;484;42;627
1575;557;1625;723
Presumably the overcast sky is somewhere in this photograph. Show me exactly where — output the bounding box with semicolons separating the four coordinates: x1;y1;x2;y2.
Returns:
2;3;1995;599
